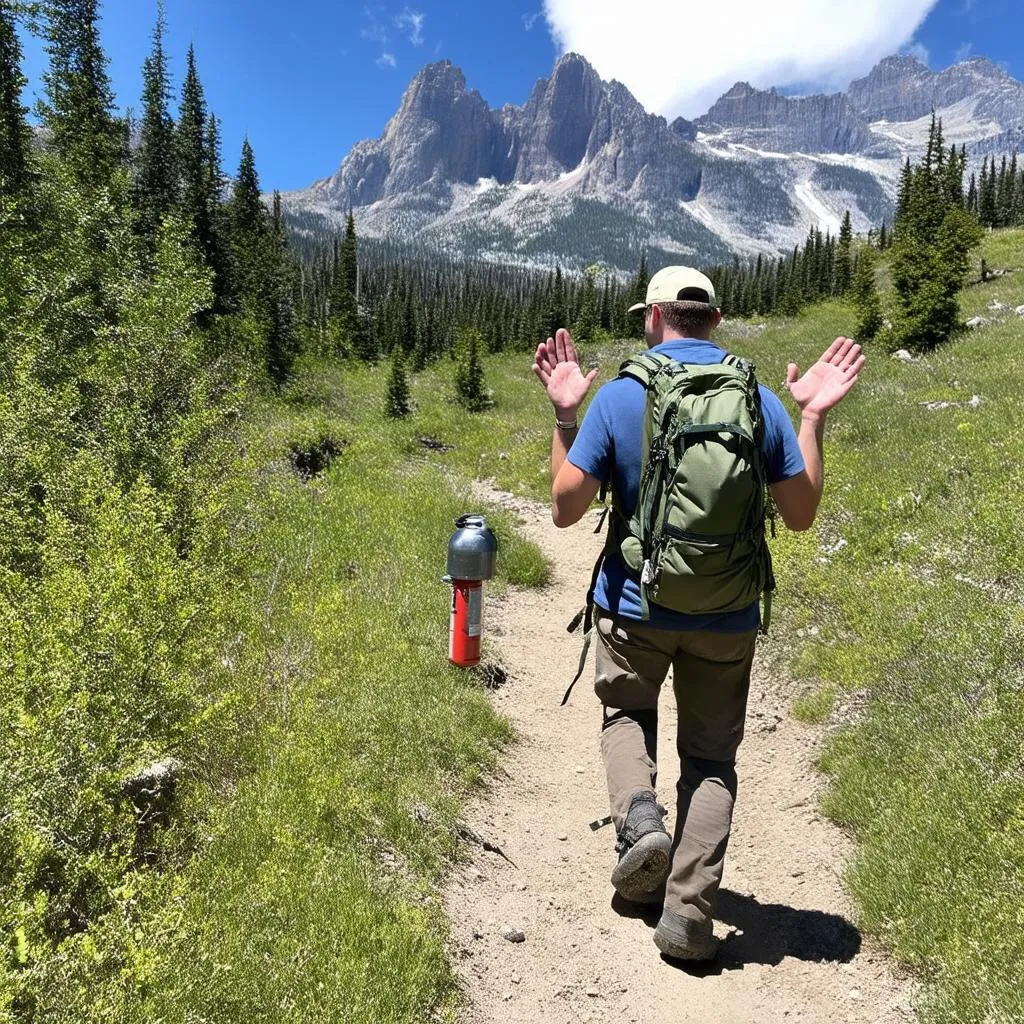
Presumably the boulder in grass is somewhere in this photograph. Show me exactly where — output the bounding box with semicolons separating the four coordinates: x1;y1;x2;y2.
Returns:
965;316;988;329
1015;305;1024;317
892;349;916;363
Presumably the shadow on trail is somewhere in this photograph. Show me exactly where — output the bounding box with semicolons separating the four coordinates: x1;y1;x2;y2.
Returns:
612;888;861;974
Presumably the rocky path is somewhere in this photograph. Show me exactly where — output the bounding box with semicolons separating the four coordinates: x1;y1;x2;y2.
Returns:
443;486;917;1024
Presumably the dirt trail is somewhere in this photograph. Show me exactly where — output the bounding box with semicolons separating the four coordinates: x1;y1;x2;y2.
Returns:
443;485;917;1024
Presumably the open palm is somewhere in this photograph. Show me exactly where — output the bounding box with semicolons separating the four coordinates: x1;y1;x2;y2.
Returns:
786;337;865;417
531;328;597;416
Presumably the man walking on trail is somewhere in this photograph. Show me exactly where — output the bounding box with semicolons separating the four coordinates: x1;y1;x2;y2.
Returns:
531;266;863;962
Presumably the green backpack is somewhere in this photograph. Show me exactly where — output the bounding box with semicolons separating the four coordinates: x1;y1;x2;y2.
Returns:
563;351;776;704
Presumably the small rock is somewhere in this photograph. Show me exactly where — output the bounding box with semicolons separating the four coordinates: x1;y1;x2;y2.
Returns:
969;394;983;409
502;990;513;1001
849;989;863;1001
472;925;485;940
501;925;526;943
965;316;988;329
892;349;916;363
557;833;568;842
989;301;1008;311
586;987;601;998
1014;304;1024;316
790;869;804;877
511;972;521;985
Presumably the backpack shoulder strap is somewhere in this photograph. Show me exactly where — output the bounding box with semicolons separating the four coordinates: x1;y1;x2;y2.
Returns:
721;352;756;375
617;351;676;388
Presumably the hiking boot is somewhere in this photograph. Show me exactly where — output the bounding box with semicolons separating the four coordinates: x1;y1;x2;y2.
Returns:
653;907;720;962
610;791;671;902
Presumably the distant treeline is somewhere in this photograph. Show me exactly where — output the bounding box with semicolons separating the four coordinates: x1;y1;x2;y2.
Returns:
294;211;875;362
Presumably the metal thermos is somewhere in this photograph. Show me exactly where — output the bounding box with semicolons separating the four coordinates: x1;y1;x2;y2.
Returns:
445;514;498;667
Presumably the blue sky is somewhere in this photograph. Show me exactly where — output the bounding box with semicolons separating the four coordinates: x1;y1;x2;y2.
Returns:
15;0;1024;192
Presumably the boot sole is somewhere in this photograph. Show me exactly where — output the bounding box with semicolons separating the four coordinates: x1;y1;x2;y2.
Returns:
653;917;720;962
610;830;671;901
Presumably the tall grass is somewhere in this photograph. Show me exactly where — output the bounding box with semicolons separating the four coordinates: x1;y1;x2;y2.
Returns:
2;353;546;1022
383;234;1024;1022
408;232;1024;1024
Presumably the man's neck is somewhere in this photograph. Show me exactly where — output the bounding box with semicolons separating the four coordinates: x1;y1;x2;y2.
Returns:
648;331;714;348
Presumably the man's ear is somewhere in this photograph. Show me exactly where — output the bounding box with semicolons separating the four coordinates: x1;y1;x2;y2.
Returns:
649;304;662;329
713;309;723;329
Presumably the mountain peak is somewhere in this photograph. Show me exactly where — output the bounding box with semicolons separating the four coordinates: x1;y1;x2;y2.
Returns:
407;59;467;93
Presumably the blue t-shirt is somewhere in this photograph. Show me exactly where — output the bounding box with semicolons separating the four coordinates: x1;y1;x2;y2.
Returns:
568;338;804;631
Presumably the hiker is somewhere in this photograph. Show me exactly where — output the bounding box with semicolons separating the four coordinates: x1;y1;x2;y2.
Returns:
531;266;864;962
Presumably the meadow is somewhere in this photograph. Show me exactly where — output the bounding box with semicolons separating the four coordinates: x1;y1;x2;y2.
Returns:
5;229;1022;1024
396;228;1024;1024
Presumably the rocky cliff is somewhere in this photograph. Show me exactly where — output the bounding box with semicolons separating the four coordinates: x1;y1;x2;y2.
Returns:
284;51;1024;271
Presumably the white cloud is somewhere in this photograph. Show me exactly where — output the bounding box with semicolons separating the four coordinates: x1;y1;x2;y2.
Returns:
395;7;425;46
542;0;941;119
903;41;930;65
376;51;397;69
361;4;390;46
954;41;974;62
523;10;542;30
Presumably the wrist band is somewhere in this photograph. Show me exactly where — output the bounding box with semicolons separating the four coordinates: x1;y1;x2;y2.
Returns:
555;417;578;431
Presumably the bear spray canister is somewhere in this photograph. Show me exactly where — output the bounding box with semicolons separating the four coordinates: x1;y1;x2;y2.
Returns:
444;514;498;667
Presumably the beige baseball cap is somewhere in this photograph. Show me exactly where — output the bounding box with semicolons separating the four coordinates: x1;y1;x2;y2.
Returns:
627;265;720;313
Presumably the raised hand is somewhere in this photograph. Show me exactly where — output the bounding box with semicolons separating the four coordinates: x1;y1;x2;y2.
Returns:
531;328;597;419
786;337;865;419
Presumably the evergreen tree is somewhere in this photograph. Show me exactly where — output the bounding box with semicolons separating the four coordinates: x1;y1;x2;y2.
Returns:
134;4;177;240
630;251;649;338
455;329;491;412
966;173;978;217
228;137;264;241
834;210;853;295
852;245;883;343
385;347;412;418
574;264;599;342
979;156;997;227
39;0;121;185
0;2;30;194
266;191;298;383
890;120;982;352
547;265;566;336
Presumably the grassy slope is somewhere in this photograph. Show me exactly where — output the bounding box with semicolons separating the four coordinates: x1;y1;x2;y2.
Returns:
399;231;1024;1024
16;363;548;1024
21;233;1020;1023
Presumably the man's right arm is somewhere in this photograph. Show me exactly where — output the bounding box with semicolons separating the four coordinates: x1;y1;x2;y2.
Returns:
770;412;824;532
769;338;864;532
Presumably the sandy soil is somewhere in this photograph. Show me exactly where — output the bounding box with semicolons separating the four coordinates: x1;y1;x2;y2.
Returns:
443;485;918;1024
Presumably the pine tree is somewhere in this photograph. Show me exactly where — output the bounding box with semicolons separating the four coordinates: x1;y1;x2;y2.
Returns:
455;329;491;412
39;0;121;185
631;252;649;338
385;347;412;418
890;121;982;352
834;210;853;295
0;3;30;194
266;191;298;383
852;245;883;343
228;137;264;240
979;156;997;227
575;264;599;342
134;4;177;240
176;46;220;294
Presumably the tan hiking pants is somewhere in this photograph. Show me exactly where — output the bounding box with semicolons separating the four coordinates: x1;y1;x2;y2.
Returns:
594;608;758;925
